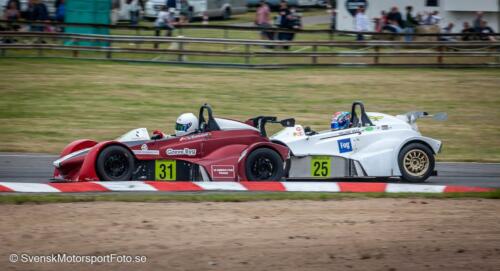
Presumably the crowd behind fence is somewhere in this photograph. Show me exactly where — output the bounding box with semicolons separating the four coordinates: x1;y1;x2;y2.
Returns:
1;30;499;68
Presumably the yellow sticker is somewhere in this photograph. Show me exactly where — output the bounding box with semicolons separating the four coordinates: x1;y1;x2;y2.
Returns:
311;156;331;177
155;160;176;181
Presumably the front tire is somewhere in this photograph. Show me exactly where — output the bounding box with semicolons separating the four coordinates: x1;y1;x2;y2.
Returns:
96;145;135;181
398;143;435;182
245;148;284;181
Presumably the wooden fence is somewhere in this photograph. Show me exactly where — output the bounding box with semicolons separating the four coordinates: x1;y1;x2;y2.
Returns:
1;31;499;67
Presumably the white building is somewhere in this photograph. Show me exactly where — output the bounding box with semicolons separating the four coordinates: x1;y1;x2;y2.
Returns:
336;0;500;32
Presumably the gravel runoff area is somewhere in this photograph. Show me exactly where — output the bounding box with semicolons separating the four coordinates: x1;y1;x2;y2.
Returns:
1;199;499;271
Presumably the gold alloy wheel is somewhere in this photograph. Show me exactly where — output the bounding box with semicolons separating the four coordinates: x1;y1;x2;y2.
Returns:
403;149;430;177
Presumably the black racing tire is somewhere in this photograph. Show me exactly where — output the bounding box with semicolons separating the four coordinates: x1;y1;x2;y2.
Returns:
245;148;284;181
96;145;135;181
398;142;435;183
222;8;231;20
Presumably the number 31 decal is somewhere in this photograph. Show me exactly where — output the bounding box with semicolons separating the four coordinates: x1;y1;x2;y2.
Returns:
311;156;331;177
155;160;177;181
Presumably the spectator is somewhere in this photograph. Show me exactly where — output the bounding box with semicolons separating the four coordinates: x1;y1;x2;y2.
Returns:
32;0;48;21
3;0;20;37
29;0;48;32
354;5;369;41
4;1;20;21
424;10;441;25
255;0;273;41
439;23;455;41
276;0;293;49
382;19;402;33
166;0;176;9
374;10;387;32
404;5;418;42
473;11;483;32
330;8;336;31
6;0;21;11
127;0;140;26
478;20;496;41
111;0;121;25
54;0;65;22
155;6;175;36
461;22;475;41
1;1;20;42
415;12;424;25
179;0;190;24
276;0;292;50
386;6;403;28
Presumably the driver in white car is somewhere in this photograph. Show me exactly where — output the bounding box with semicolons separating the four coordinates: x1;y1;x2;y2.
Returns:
152;113;199;139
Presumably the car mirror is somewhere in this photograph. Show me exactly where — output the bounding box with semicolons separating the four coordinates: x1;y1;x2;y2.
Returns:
280;118;295;127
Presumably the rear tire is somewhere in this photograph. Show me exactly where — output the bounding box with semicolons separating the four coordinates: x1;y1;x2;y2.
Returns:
96;145;135;181
398;143;435;183
245;148;284;181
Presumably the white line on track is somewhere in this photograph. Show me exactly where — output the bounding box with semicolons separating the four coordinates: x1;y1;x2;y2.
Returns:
438;162;500;165
0;154;58;158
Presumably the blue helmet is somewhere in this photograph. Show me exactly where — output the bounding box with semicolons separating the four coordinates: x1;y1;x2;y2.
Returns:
331;111;351;130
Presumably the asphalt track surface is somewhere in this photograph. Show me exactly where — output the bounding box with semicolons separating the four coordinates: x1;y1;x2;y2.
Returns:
0;153;499;188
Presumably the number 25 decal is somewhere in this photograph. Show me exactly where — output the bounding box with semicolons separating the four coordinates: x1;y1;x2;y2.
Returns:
311;156;331;177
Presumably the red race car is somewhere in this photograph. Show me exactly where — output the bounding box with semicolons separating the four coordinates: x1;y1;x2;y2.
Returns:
53;104;294;182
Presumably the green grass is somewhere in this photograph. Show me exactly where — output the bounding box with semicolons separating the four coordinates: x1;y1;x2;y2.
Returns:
0;58;499;162
0;190;499;204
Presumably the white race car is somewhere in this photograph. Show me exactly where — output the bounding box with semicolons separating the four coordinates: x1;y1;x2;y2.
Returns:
271;102;447;182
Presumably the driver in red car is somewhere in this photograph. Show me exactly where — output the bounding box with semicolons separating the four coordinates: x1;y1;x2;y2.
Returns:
152;113;199;139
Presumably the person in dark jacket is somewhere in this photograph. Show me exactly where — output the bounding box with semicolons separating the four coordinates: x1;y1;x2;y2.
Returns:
386;6;403;29
461;22;475;41
404;5;418;42
478;20;496;41
32;0;49;20
29;0;49;32
276;0;294;49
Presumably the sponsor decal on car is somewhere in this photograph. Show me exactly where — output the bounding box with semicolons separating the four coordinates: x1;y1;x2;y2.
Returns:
211;165;235;179
369;116;384;121
337;138;353;153
363;126;375;132
179;133;211;142
141;144;148;150
293;126;305;137
132;150;160;155
166;148;197;156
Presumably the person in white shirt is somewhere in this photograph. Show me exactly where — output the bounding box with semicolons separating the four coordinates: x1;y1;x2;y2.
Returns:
155;6;175;36
355;6;369;41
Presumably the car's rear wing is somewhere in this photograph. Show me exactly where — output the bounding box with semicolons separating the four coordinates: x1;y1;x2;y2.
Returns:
246;116;295;137
398;111;447;130
403;111;448;122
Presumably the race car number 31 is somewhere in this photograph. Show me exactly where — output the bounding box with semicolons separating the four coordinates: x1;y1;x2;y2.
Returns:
311;156;331;177
155;160;176;181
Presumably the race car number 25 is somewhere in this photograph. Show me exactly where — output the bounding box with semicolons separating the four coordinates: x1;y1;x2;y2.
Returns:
311;156;331;177
155;160;176;181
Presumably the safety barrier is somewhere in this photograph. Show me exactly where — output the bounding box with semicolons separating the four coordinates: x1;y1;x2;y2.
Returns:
1;31;499;67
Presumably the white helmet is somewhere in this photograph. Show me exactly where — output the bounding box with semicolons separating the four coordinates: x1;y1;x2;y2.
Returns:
175;113;198;137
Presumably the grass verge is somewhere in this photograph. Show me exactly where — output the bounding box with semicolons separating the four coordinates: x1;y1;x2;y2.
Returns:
0;58;499;161
0;190;499;204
